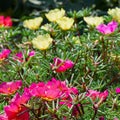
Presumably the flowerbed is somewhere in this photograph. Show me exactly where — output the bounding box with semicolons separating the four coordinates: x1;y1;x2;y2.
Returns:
0;7;120;120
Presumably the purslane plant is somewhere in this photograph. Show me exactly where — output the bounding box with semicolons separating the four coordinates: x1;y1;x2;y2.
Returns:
0;7;120;120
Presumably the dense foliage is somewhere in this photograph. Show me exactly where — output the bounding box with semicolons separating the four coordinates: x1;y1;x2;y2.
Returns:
0;6;120;120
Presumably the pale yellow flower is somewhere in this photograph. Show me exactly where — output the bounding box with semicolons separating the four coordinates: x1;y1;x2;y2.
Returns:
32;34;53;50
41;23;52;31
45;8;65;22
108;7;120;23
56;17;74;30
83;16;104;27
23;17;43;30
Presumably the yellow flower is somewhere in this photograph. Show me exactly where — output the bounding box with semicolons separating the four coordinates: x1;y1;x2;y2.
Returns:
108;7;120;23
56;17;74;30
32;34;53;50
23;17;43;30
41;23;52;31
83;16;104;27
45;8;65;22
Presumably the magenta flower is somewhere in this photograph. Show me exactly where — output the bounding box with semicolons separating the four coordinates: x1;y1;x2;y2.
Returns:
96;21;118;34
29;78;78;101
13;51;35;63
13;52;24;62
0;114;8;120
27;50;35;61
0;16;4;26
115;88;120;94
0;49;11;61
0;80;22;95
86;89;100;100
29;80;61;101
99;90;109;101
0;16;12;27
28;50;35;57
4;16;13;27
86;89;108;101
4;92;30;120
99;116;105;120
51;57;74;72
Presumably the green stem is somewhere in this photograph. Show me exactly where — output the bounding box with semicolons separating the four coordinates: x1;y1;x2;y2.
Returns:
92;105;98;120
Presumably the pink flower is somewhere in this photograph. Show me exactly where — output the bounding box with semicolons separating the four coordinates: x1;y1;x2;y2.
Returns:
28;50;35;57
4;104;29;120
29;80;61;101
99;90;108;101
29;78;78;102
68;87;78;95
4;91;31;120
51;57;74;72
0;16;12;27
0;114;8;120
38;87;61;101
0;16;4;26
86;90;100;100
13;51;35;63
115;88;120;94
0;80;22;95
86;89;108;101
27;50;35;61
0;49;11;61
96;21;118;34
46;78;68;92
4;17;13;27
99;116;105;120
14;52;24;62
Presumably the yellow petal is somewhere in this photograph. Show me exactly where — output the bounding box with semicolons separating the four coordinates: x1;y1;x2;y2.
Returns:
23;17;43;30
32;34;53;50
83;16;104;27
56;17;74;30
45;8;65;22
108;7;120;23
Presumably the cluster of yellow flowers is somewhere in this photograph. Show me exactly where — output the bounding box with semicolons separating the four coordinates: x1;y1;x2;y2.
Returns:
22;7;120;51
83;7;120;27
45;8;74;30
23;8;75;51
45;8;65;22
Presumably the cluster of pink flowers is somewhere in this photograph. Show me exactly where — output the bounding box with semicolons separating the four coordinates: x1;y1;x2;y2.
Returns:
0;49;35;64
51;57;74;72
96;21;118;35
0;78;78;119
0;80;31;120
29;77;78;101
0;49;11;61
0;16;12;27
13;50;35;63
